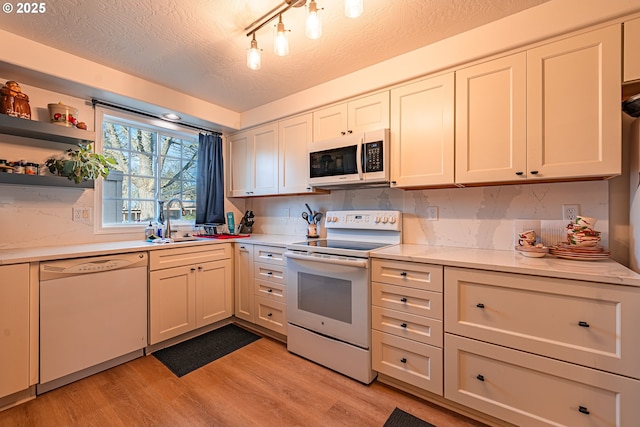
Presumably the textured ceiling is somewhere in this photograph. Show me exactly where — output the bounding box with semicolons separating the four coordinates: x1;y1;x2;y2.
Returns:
0;0;550;113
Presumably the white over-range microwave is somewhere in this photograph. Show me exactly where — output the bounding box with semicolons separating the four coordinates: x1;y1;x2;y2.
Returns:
308;128;390;188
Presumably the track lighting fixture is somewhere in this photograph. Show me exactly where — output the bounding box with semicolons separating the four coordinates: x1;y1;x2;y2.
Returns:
245;0;362;69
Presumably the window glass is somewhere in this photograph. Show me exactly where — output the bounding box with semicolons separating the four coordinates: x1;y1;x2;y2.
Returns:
101;115;198;226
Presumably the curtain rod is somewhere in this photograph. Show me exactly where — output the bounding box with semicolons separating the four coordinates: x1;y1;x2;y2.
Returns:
91;98;222;135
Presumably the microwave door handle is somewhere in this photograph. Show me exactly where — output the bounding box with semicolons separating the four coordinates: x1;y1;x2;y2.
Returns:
357;138;364;180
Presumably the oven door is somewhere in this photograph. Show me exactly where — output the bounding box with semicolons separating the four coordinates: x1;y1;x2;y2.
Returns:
285;251;370;348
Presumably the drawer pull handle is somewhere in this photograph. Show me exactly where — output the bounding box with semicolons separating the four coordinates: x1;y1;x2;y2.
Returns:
476;303;485;309
267;253;273;257
267;271;273;275
515;171;524;176
578;321;590;328
476;374;485;382
400;297;408;303
267;289;273;293
578;406;590;415
400;323;407;328
267;312;273;317
530;170;539;175
400;271;407;277
190;268;196;272
400;358;407;364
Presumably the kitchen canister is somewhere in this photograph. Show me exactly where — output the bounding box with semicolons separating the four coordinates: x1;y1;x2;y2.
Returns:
48;102;78;127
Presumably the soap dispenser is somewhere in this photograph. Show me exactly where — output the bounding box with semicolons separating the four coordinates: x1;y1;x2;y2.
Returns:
145;221;155;239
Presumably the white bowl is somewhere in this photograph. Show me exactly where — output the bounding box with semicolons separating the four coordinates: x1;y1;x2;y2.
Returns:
519;251;547;258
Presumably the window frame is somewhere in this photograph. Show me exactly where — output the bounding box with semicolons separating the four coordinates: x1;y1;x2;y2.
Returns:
94;106;200;235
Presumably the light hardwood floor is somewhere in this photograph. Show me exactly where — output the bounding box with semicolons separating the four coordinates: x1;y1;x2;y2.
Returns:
0;333;487;427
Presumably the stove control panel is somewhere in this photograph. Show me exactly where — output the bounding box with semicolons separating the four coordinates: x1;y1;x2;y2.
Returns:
324;210;401;231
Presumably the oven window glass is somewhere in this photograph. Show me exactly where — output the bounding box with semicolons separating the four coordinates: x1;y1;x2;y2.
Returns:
309;145;358;178
297;272;352;324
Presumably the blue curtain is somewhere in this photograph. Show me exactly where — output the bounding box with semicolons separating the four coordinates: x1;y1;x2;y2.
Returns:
195;133;225;224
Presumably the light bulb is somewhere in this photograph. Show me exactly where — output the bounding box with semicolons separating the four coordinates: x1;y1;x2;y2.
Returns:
274;16;289;56
345;0;363;18
306;0;322;40
247;35;261;70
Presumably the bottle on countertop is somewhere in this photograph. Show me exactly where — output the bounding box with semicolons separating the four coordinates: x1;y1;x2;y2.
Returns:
145;221;155;239
226;212;235;235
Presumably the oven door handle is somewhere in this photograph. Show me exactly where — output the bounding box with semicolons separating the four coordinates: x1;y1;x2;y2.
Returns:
284;251;368;268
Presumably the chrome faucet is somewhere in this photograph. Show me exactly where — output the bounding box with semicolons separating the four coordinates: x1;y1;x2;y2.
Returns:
165;198;186;239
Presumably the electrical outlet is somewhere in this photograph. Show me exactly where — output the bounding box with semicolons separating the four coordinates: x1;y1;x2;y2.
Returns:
426;206;439;221
73;207;92;223
562;204;580;222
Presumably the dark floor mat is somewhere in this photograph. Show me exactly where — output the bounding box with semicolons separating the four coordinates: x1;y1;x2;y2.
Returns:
153;324;261;377
383;408;436;427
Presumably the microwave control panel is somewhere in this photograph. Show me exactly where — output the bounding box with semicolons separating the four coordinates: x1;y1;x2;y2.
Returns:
364;141;383;172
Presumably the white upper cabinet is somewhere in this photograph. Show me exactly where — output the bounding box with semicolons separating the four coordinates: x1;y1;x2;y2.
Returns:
228;123;278;197
624;17;640;82
312;92;389;141
455;53;527;184
278;113;313;194
390;73;455;188
526;25;621;180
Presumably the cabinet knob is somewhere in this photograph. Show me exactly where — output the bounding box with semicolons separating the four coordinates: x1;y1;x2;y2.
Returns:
240;246;246;250
476;374;485;382
476;303;485;309
400;297;407;303
267;312;273;317
198;266;203;270
515;171;524;176
400;323;407;328
530;170;539;175
341;131;346;135
347;130;353;134
578;406;590;415
578;321;590;328
400;271;407;277
400;358;407;364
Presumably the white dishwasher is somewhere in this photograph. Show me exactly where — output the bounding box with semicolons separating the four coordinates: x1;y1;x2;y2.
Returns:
38;252;148;394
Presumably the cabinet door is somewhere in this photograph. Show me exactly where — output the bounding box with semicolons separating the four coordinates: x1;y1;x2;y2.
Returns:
0;264;29;398
313;103;348;141
455;53;527;184
527;25;621;179
228;130;252;197
252;123;279;196
347;91;390;133
278;113;313;194
390;73;454;188
149;266;196;344
234;243;254;322
196;259;233;328
624;18;640;82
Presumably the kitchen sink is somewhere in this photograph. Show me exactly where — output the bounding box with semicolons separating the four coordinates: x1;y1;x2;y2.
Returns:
171;236;200;242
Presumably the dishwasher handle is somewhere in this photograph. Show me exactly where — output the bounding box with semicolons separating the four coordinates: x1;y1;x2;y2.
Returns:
40;252;148;281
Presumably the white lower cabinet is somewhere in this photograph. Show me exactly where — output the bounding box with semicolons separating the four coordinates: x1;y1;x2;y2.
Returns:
444;266;640;427
252;245;287;335
234;243;254;322
371;259;444;395
0;264;30;400
149;244;232;345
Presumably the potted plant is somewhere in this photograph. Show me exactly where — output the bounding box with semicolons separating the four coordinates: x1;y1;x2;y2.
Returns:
45;143;117;184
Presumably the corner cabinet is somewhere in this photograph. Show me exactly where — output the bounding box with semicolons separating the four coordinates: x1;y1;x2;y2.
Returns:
390;73;455;188
0;114;96;188
0;263;34;405
312;91;390;141
149;244;233;345
228;123;279;197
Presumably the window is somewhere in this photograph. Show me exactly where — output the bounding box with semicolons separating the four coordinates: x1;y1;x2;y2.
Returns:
96;108;198;231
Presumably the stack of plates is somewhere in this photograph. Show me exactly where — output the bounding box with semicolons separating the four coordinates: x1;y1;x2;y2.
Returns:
549;243;611;261
514;245;549;258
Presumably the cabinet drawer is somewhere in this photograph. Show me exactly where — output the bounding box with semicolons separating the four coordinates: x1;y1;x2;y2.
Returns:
255;280;286;303
372;330;443;396
445;334;640;427
150;244;231;270
372;282;443;319
444;267;640;379
372;306;442;347
254;296;286;335
254;262;286;285
371;259;443;292
254;245;286;266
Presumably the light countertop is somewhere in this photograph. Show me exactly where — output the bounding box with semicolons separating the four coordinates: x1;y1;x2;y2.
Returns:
0;234;304;265
371;244;640;287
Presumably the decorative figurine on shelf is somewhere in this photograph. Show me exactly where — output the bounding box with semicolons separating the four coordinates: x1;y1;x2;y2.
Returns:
0;81;31;119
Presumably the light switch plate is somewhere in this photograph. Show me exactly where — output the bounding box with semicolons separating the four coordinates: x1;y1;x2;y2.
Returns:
73;207;92;223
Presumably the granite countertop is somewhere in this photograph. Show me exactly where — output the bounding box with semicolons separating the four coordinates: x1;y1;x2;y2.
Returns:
372;244;640;287
0;234;304;265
